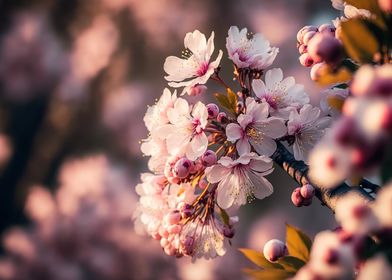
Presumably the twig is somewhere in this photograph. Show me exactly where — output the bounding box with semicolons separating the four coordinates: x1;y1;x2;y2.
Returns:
271;142;381;211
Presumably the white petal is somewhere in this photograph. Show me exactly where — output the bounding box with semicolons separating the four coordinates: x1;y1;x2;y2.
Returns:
251;136;277;157
236;138;251;155
265;68;283;89
164;56;197;82
249;157;273;173
259;118;287;138
188;133;208;160
252;79;267;99
217;175;236;209
184;30;207;57
205;164;231;183
226;123;243;142
250;174;274;200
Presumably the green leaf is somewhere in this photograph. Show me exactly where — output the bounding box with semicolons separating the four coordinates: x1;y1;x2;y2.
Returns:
276;256;306;272
219;207;230;226
227;87;238;109
316;64;352;86
214;93;231;110
340;18;379;63
243;268;294;280
238;248;283;269
285;224;312;262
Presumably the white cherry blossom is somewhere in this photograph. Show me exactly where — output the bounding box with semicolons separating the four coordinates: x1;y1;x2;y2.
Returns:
287;104;331;163
160;98;209;160
252;68;309;119
164;30;222;95
226;98;287;156
205;153;274;209
226;26;279;70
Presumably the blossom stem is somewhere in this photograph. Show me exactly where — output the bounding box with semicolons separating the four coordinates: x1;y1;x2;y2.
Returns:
271;141;381;211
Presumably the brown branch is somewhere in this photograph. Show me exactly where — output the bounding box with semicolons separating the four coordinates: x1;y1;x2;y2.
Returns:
271;142;381;211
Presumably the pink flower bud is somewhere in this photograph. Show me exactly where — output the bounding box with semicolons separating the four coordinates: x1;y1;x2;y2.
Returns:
308;33;343;64
318;23;336;34
201;150;217;167
217;112;228;123
164;211;181;225
178;202;193;218
303;31;317;45
167;224;182;234
298;44;308;54
206;103;219;119
151;232;161;240
299;53;314;67
297;25;318;43
160;237;169;248
291;187;304;207
187;84;207;96
378;0;392;13
174;157;192;178
164;245;177;256
310;62;324;81
159;226;169;238
300;184;315;199
263;239;288;262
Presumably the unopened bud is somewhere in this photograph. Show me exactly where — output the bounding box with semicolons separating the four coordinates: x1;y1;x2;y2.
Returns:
291;187;304;207
303;31;317;45
217;112;228;123
308;33;343;64
201;150;217;167
263;239;288;262
164;211;181;225
206;103;219;119
300;184;315;199
318;23;336;34
174;158;192;178
298;44;308;54
299;53;314;67
310;63;324;81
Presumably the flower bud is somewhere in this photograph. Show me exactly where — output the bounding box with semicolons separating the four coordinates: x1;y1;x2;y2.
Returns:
178;202;193;218
187;84;207;96
298;44;308;54
160;237;169;248
291;187;304;207
201;150;217;167
318;23;336;34
263;239;288;262
206;103;219;119
297;25;318;43
378;0;392;13
310;62;324;81
174;157;192;178
299;53;314;67
300;184;315;199
308;32;343;64
164;245;177;256
303;31;317;45
164;211;181;225
167;224;182;234
302;197;313;206
217;112;228;123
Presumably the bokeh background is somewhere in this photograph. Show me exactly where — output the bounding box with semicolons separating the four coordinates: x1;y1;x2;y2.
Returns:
0;0;340;279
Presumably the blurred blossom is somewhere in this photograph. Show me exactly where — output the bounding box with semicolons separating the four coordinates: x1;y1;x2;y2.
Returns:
0;134;12;168
358;254;392;280
0;12;66;101
57;16;119;100
0;155;179;280
127;0;208;48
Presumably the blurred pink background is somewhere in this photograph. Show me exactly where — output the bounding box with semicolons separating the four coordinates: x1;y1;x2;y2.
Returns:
0;0;339;279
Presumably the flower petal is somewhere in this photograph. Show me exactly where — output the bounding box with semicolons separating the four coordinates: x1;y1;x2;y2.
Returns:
226;123;243;142
205;164;231;184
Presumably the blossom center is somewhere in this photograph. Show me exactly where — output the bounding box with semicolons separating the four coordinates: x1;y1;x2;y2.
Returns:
245;126;263;143
197;62;209;77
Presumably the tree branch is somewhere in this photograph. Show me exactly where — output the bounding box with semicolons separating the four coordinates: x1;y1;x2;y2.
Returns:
271;142;381;211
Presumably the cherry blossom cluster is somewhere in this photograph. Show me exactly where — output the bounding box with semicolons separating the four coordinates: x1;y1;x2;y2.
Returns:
293;182;392;279
136;26;332;259
308;64;392;188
